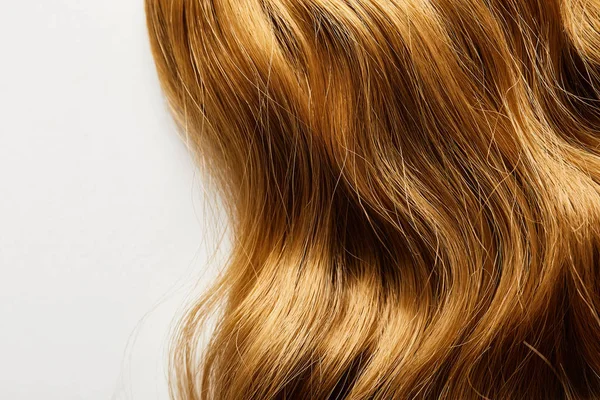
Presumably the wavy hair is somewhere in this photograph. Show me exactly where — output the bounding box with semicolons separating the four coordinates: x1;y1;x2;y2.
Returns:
145;0;600;398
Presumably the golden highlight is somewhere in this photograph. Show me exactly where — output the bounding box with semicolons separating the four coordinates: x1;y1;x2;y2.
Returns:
145;0;600;398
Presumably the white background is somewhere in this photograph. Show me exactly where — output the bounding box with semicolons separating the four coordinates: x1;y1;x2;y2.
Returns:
0;2;224;399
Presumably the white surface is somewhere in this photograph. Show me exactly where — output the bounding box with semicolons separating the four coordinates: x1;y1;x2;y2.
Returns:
0;2;224;399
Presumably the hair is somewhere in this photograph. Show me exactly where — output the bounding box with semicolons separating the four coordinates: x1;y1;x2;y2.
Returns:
144;0;600;398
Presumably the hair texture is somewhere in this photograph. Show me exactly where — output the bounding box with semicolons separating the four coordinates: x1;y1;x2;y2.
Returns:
145;0;600;398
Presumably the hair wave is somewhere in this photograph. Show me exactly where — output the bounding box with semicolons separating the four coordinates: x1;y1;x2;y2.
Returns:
145;0;600;398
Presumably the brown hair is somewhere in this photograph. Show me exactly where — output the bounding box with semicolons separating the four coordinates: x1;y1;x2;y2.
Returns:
145;0;600;398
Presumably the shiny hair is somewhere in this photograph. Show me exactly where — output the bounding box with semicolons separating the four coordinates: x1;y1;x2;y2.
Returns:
145;0;600;398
